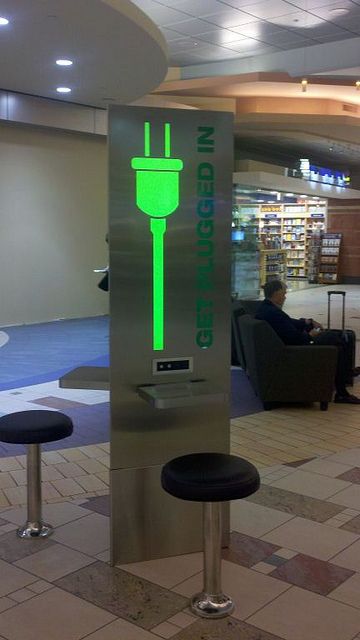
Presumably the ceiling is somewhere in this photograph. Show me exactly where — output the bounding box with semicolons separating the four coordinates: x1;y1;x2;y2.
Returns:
131;0;360;67
0;0;167;107
1;0;360;172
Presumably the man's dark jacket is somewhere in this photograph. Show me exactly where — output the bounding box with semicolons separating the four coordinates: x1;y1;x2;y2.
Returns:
255;299;311;345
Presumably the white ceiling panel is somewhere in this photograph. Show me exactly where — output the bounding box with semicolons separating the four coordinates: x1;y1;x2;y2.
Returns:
163;18;217;35
194;29;249;45
231;21;285;36
315;31;359;41
260;30;313;45
240;0;300;19
160;0;229;17
221;0;276;7
201;9;260;28
287;0;337;8
268;10;326;28
159;27;186;41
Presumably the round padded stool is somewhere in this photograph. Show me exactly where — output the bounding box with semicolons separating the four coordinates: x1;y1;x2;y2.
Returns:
0;410;73;538
161;452;260;619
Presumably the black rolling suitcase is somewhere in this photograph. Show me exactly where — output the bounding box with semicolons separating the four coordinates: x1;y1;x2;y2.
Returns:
327;291;356;385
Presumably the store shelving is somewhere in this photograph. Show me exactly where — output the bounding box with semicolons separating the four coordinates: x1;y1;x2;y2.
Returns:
258;202;326;278
259;249;287;286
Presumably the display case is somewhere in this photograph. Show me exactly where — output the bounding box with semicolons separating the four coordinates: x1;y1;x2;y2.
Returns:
231;202;259;299
318;233;342;284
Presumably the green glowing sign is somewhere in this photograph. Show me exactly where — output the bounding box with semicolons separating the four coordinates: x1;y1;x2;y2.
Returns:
131;121;183;351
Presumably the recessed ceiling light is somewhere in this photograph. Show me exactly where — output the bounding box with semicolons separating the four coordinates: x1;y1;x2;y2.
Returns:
330;7;349;14
56;59;73;66
0;17;9;25
56;87;71;93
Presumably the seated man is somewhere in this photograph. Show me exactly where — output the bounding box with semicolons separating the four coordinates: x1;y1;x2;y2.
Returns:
256;279;360;405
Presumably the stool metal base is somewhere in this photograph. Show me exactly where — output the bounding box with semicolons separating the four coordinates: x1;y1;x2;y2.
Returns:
17;522;53;539
190;591;234;619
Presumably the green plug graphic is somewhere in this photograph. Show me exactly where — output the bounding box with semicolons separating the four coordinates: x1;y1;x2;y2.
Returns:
131;121;183;351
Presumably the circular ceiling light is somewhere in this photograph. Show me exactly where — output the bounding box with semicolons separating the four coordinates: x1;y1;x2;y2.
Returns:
56;59;73;66
330;7;349;14
56;87;71;93
0;17;9;25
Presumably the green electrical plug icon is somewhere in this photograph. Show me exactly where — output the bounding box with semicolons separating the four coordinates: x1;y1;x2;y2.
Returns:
131;121;183;351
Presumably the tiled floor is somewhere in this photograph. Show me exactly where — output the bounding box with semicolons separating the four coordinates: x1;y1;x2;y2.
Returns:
0;284;360;639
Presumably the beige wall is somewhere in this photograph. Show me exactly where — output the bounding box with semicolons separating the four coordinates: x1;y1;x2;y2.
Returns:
0;122;108;326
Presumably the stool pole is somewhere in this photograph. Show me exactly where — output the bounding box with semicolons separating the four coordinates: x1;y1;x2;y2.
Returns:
203;502;221;596
27;444;42;528
17;444;52;539
190;501;234;619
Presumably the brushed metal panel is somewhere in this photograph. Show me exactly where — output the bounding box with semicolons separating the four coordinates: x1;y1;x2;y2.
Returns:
111;465;230;564
109;106;233;563
111;465;202;564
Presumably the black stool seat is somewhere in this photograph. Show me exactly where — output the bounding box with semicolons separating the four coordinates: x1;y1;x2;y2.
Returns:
161;452;260;502
0;410;73;444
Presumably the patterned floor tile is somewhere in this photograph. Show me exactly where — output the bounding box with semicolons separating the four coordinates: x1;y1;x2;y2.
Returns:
270;553;354;595
262;516;360;561
0;558;37;597
246;485;344;523
341;514;360;534
0;587;115;640
14;543;96;581
337;468;360;484
170;616;284;639
222;532;280;568
84;618;159;639
284;458;317;468
248;584;360;640
55;560;188;630
52;512;109;556
0;530;56;563
329;572;360;609
269;470;351;500
331;538;360;572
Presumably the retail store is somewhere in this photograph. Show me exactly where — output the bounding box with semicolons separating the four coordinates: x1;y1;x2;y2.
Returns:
231;166;358;299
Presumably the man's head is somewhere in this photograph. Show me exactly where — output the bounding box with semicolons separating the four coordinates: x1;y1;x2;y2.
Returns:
263;279;287;307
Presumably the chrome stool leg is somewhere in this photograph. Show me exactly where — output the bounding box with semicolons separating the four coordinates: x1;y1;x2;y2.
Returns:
190;502;234;618
17;444;52;538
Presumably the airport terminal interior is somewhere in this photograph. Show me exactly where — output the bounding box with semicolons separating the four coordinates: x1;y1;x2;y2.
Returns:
1;1;360;639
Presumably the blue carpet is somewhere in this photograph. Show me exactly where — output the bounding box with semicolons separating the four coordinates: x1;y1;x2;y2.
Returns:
0;403;110;457
231;368;263;418
0;316;109;391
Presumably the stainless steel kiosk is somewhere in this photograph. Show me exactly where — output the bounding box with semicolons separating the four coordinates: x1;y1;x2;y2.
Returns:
109;105;233;564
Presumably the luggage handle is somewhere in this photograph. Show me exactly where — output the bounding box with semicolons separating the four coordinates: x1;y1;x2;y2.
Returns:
327;291;346;296
327;290;346;330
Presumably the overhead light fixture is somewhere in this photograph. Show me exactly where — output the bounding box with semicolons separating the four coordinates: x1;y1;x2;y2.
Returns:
56;87;71;93
285;192;295;196
356;81;360;90
56;59;73;66
330;7;349;14
0;16;9;25
301;78;308;92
